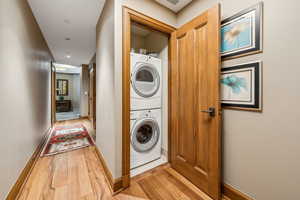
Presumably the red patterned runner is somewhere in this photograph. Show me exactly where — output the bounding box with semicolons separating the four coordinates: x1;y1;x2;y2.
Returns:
41;124;94;156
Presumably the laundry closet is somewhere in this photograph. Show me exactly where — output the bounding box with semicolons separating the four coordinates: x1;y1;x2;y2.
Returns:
130;23;169;176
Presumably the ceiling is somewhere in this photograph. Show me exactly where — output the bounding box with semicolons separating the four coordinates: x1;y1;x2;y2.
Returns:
155;0;193;13
28;0;105;66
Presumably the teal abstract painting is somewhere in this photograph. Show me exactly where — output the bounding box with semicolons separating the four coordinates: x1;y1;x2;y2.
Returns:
221;16;253;54
221;75;247;94
221;69;253;103
220;3;262;60
221;62;261;111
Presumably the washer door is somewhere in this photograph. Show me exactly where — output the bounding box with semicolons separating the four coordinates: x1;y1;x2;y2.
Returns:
132;63;160;98
131;118;160;152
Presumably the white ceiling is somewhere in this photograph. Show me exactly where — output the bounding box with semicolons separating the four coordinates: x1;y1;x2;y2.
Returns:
155;0;193;13
28;0;105;66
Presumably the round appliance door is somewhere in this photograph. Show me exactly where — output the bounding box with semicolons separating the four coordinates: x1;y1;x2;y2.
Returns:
131;118;160;152
132;63;160;98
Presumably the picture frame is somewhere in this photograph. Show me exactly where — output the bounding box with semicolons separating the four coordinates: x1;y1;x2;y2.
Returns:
221;61;262;112
56;79;69;96
221;2;263;60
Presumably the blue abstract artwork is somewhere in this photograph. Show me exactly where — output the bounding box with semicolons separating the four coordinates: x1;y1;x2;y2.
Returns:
221;69;252;103
221;75;247;94
221;16;253;54
221;62;261;111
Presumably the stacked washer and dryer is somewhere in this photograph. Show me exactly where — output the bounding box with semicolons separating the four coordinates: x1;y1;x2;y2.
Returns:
130;53;163;171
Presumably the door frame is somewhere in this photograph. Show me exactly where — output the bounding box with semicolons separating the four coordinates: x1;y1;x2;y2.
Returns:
51;61;56;125
122;6;176;188
88;62;97;130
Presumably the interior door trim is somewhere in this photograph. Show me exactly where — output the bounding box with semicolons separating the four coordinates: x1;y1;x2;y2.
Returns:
122;6;176;188
50;61;56;125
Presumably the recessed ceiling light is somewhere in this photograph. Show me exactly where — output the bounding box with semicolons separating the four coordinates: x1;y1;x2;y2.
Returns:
64;19;71;24
66;55;71;58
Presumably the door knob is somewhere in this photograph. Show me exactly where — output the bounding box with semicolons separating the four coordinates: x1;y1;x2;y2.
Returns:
201;107;215;117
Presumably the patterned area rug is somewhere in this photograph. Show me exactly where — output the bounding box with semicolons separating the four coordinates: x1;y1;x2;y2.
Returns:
41;124;94;156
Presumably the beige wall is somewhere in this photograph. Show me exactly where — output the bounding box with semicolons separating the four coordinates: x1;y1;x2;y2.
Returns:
95;0;119;178
56;73;81;113
56;73;74;101
131;33;146;52
178;0;300;199
0;0;53;198
89;54;96;68
72;74;81;113
80;65;89;116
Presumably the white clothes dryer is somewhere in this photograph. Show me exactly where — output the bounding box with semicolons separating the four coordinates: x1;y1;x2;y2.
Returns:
130;53;162;110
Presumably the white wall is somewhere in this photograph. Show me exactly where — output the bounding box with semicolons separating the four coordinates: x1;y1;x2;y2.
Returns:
72;74;81;113
56;73;81;113
96;0;118;178
178;1;300;199
56;73;74;100
0;0;53;198
80;65;89;116
131;33;146;53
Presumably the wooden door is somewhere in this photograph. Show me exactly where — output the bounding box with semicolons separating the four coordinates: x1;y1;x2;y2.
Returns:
170;5;221;200
89;64;96;130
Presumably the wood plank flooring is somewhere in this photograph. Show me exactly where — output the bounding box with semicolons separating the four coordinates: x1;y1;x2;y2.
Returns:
17;119;226;200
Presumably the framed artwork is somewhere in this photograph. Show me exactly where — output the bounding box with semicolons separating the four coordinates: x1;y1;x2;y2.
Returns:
221;61;262;112
221;2;263;60
56;79;69;96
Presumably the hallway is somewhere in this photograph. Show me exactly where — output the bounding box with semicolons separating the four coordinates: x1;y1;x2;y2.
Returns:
2;0;300;199
17;120;217;200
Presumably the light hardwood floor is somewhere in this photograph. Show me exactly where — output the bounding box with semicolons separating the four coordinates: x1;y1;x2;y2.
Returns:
17;119;227;200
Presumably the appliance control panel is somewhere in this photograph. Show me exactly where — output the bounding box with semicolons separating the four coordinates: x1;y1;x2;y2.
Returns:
130;110;152;119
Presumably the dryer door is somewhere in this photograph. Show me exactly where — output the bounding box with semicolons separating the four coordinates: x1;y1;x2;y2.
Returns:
131;118;160;152
132;63;160;98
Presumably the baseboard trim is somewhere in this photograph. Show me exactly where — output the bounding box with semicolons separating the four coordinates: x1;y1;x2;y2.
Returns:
113;177;124;194
222;183;254;200
94;147;124;194
6;127;52;200
80;115;89;119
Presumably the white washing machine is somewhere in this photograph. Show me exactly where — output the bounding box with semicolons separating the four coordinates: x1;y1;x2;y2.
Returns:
130;109;162;169
131;53;162;110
